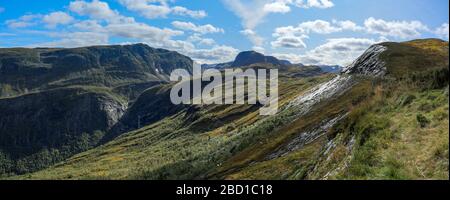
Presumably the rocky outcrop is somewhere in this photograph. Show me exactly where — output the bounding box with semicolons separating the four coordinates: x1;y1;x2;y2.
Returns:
341;44;387;77
267;114;348;160
271;44;388;166
287;75;357;113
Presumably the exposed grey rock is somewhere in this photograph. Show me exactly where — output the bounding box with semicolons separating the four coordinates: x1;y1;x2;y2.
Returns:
267;114;348;160
341;44;387;77
286;75;357;115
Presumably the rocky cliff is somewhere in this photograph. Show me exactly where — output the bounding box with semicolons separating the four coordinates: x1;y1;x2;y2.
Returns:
0;87;127;174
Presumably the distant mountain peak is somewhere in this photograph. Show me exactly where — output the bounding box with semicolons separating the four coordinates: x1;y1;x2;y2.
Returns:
231;51;291;67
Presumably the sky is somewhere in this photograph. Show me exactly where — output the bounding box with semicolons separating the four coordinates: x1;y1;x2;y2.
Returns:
0;0;448;65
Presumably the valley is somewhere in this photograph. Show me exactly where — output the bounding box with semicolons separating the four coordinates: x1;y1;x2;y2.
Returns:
0;39;448;180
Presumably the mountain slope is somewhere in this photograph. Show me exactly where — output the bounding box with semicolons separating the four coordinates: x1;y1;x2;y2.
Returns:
0;44;194;175
11;70;334;179
0;44;193;98
218;39;449;180
5;39;449;180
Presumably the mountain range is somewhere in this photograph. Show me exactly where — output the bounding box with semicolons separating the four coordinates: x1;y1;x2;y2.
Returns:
0;38;448;180
201;50;341;74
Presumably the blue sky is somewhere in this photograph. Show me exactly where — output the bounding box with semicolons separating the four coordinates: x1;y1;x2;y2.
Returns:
0;0;448;65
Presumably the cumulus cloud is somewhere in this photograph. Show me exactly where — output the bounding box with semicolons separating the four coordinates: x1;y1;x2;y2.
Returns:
222;0;334;48
6;14;42;28
171;21;224;35
32;32;109;48
263;1;291;13
294;0;334;8
68;0;184;43
222;0;334;29
271;19;362;49
198;38;216;46
118;0;206;19
273;37;383;66
71;20;103;32
240;29;265;49
273;19;362;37
69;0;127;22
106;23;183;42
42;12;74;28
171;6;207;19
271;17;439;49
271;35;308;48
364;17;429;39
296;20;341;34
186;45;239;64
434;23;449;40
15;0;237;64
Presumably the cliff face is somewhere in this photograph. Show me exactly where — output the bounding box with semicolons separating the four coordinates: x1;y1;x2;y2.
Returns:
0;88;127;174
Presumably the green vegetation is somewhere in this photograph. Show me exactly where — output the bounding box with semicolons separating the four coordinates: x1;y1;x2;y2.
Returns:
8;74;334;179
1;39;448;180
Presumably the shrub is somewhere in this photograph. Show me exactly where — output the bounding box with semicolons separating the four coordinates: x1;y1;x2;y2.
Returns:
398;94;416;107
416;114;430;128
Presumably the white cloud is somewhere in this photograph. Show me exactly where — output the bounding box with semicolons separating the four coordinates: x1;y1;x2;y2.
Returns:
171;21;224;35
188;34;216;46
222;0;334;48
273;19;362;37
435;23;449;40
332;20;363;32
297;20;341;34
42;11;74;28
271;19;362;49
271;35;308;48
252;46;266;53
273;37;382;66
198;38;216;46
32;32;109;48
69;0;125;22
118;0;171;19
106;23;183;42
240;29;264;48
118;0;206;19
186;45;239;64
364;17;429;39
171;6;207;19
263;1;291;13
294;0;334;9
17;0;237;64
6;14;41;28
71;20;103;32
68;0;184;44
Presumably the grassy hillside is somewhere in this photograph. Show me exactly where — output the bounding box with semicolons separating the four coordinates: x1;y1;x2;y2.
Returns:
0;86;128;175
11;74;334;179
4;39;449;180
